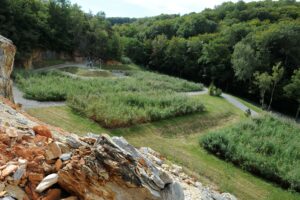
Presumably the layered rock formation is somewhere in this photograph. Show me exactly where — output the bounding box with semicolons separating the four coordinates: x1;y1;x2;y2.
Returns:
0;35;16;102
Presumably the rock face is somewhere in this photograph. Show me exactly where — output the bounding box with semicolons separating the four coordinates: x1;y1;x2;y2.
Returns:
0;35;16;102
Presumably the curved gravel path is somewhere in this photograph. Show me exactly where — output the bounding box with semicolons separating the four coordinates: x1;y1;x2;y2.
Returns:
13;86;65;109
186;88;258;116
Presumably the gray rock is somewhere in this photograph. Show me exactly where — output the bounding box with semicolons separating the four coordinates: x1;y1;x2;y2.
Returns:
221;193;238;200
1;196;16;200
86;132;99;138
66;136;85;148
161;182;184;200
13;165;26;180
5;185;28;200
60;153;72;161
16;118;28;125
36;173;58;193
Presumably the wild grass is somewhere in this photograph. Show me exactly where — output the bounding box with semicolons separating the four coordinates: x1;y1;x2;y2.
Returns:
16;70;204;127
201;114;300;191
68;92;205;128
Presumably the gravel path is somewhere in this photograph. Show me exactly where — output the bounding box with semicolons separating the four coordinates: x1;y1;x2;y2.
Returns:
13;86;65;109
187;88;258;116
34;63;87;72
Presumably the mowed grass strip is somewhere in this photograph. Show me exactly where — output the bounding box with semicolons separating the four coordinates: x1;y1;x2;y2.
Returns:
201;115;300;191
26;95;300;200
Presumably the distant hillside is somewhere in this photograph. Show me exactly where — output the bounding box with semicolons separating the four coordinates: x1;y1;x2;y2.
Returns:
0;0;122;68
114;0;300;116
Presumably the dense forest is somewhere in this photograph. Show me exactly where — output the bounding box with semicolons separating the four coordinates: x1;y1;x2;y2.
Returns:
114;0;300;116
0;0;300;116
0;0;122;63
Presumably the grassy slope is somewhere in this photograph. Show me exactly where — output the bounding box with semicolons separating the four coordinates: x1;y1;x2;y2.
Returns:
26;95;300;200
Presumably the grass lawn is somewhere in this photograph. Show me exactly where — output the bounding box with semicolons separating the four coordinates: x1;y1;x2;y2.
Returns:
27;106;106;135
26;94;300;200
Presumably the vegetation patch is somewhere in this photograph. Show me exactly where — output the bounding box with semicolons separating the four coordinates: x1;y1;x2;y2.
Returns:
16;70;204;127
68;92;204;128
201;115;300;191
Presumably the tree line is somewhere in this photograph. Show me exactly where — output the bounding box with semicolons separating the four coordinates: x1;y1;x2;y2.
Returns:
114;0;300;118
0;0;299;118
0;0;122;64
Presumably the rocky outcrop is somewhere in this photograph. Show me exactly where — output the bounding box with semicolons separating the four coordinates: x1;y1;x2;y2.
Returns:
0;35;16;102
0;99;184;200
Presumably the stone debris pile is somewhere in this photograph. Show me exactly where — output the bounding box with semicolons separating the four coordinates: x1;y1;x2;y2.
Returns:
0;100;185;200
139;148;238;200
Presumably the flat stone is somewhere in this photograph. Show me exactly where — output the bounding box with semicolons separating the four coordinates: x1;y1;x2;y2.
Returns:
13;165;26;180
161;182;184;200
59;153;72;161
1;165;18;178
56;142;70;154
7;128;17;138
6;109;17;115
1;196;15;200
66;136;84;148
55;159;63;171
33;125;52;138
0;183;4;192
16;118;28;125
45;142;62;160
5;185;28;200
28;173;44;184
36;173;58;193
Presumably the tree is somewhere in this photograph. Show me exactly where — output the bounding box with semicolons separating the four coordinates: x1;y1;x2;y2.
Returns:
254;72;273;109
232;41;260;81
268;62;284;110
284;69;300;120
164;37;187;76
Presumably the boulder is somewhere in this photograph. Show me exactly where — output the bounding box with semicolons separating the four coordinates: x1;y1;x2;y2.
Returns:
0;35;16;102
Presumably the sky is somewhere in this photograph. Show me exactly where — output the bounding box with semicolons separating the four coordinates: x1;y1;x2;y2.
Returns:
70;0;256;18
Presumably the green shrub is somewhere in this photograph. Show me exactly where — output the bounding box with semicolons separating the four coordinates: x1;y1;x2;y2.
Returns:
201;115;300;191
120;56;132;64
209;83;222;97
